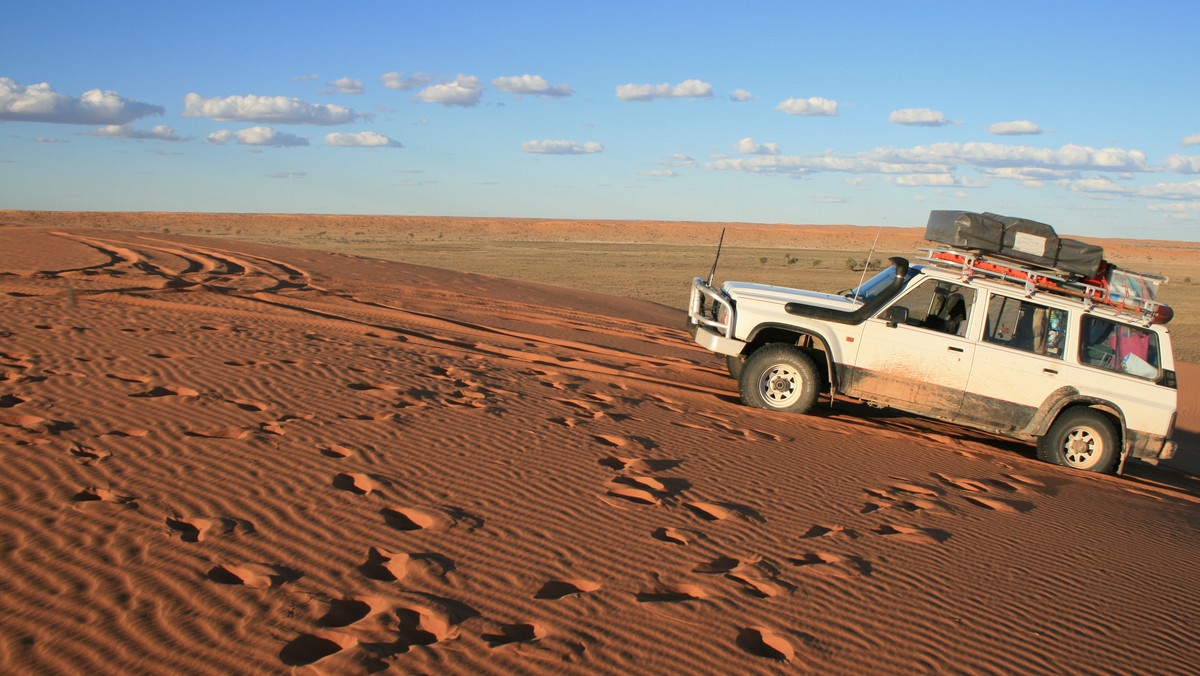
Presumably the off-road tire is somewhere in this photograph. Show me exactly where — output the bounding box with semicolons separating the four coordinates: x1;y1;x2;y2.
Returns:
1037;408;1119;473
739;344;820;414
726;354;746;380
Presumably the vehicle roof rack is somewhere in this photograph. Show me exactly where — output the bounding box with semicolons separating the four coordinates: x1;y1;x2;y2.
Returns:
917;245;1173;326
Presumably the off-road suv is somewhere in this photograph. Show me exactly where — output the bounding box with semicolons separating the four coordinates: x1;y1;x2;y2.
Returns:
687;210;1178;474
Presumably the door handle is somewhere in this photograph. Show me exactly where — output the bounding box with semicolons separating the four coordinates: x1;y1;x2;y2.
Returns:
947;346;964;353
1044;368;1058;374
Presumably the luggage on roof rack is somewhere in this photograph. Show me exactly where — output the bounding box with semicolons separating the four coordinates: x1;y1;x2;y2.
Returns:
918;245;1173;325
924;210;1104;277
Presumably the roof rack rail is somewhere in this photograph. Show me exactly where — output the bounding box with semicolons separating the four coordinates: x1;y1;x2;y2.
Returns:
917;245;1173;326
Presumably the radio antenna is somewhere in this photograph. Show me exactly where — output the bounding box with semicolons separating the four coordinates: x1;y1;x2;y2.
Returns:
852;218;885;302
707;227;727;286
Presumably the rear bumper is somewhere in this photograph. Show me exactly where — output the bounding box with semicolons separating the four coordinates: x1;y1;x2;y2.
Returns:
1127;429;1177;461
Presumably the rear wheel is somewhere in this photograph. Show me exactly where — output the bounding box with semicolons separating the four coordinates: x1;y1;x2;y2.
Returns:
1037;408;1118;473
738;344;820;414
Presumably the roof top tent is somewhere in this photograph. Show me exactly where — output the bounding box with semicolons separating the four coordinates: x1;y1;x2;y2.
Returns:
922;210;1170;325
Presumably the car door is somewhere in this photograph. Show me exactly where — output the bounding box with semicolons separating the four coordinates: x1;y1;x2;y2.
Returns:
849;278;978;418
959;291;1069;432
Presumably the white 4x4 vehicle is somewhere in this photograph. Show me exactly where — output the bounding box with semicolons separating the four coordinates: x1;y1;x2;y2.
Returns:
687;211;1178;474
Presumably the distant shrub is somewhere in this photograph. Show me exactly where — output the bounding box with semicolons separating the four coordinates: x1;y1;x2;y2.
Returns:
759;257;768;265
811;259;821;267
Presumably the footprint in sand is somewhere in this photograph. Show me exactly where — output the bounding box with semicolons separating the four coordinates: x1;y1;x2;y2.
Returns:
73;486;137;508
694;556;791;598
186;426;251;440
106;372;152;383
652;527;705;546
482;622;545;648
132;385;200;398
166;516;255;542
634;581;708;603
316;595;391;628
332;472;387;496
933;473;991;492
788;552;873;578
317;442;355;458
358;546;455;583
534;579;600;600
0;412;49;431
874;524;952;544
278;632;356;667
800;524;860;540
207;562;301;588
724;561;793;599
960;495;1035;513
737;627;796;662
685;501;764;523
226;398;268;412
70;443;111;465
603;484;662;506
598;456;682;473
389;594;479;648
593;434;628;448
381;506;483;533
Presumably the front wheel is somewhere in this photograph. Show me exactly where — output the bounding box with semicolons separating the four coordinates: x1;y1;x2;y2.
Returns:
725;354;745;380
738;344;820;414
1037;408;1119;473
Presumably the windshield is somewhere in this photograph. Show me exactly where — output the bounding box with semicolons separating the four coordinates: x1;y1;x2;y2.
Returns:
845;264;922;302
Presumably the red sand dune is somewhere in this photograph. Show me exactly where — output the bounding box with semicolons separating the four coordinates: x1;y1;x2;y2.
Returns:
1;227;1198;675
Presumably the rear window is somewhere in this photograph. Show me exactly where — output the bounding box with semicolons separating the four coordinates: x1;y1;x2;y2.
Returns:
982;294;1067;359
1078;315;1161;379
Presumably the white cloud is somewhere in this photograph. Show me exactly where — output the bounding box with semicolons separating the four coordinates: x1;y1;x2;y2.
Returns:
521;139;604;154
183;93;357;125
705;141;1154;181
733;137;780;155
615;79;713;101
889;108;959;127
321;78;364;95
266;172;306;179
1165;154;1200;174
1137;179;1200;200
776;96;837;116
492;74;573;98
34;137;68;143
1070;177;1129;193
639;169;678;177
729;89;755;102
83;124;188;141
1182;134;1200;147
887;174;959;187
989;120;1043;136
381;72;434;91
208;126;308;147
291;74;319;82
660;153;696;167
0;78;164;125
416;75;484;107
323;131;402;147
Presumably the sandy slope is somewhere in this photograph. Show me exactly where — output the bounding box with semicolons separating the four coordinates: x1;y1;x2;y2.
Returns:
1;227;1198;675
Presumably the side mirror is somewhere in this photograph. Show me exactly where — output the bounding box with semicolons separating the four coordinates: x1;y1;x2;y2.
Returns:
882;305;908;328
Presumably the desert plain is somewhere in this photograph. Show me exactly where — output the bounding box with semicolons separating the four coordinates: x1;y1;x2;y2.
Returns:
1;210;1198;675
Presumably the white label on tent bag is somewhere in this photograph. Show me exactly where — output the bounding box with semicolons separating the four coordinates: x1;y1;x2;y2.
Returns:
1012;232;1048;256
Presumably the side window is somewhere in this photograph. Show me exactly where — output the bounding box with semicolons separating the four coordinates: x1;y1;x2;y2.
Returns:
1079;315;1160;379
983;295;1067;359
886;279;976;336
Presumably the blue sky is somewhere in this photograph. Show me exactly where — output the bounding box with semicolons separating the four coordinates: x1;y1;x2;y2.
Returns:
3;0;1199;240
